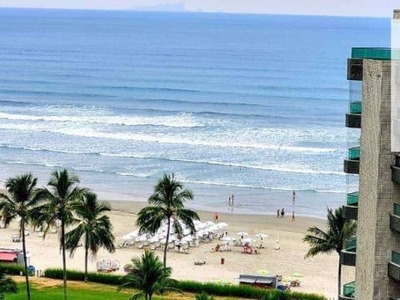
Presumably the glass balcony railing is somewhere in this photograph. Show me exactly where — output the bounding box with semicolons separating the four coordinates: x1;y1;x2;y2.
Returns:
348;147;360;160
347;192;359;206
343;281;355;298
394;203;400;217
345;237;357;252
351;47;393;60
349;101;361;114
392;251;400;265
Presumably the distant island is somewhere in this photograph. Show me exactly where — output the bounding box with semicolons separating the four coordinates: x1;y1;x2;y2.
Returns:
134;3;190;12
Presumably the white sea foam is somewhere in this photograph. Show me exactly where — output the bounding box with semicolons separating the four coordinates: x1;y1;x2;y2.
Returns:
0;111;202;128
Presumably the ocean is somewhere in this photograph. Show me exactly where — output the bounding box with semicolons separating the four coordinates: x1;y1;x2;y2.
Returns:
0;8;390;218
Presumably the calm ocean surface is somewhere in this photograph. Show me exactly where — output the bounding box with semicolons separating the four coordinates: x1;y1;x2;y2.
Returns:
0;8;390;217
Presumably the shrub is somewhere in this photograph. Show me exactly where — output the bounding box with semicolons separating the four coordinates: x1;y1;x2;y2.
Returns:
0;263;24;276
44;268;122;285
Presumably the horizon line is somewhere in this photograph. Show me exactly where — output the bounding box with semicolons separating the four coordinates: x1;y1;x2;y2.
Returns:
0;6;391;19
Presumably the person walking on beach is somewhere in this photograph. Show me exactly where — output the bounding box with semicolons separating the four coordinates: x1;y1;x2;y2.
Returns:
214;212;219;221
277;209;280;218
228;196;231;206
231;194;235;206
292;211;295;221
280;208;285;218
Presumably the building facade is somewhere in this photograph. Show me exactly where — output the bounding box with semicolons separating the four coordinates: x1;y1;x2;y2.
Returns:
340;10;400;300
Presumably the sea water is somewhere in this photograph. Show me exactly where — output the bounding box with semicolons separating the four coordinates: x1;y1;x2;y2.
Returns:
0;9;390;217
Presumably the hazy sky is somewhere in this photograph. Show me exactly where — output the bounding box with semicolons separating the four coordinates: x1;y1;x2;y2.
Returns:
0;0;397;17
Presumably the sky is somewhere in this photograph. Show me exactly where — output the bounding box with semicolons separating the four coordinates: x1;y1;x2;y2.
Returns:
0;0;397;17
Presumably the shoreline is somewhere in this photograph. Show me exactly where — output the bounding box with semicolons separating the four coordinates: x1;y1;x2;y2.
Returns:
0;166;345;220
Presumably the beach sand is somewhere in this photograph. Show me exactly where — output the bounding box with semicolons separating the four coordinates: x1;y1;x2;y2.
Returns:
0;200;338;298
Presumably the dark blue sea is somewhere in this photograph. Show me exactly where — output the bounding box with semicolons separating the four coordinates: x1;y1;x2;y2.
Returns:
0;8;390;217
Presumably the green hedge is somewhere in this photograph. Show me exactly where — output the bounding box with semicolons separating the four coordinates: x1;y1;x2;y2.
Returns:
43;269;326;300
0;263;24;275
174;280;326;300
44;268;122;285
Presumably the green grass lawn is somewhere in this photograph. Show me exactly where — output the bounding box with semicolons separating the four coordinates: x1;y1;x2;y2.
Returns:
5;278;236;300
6;279;132;300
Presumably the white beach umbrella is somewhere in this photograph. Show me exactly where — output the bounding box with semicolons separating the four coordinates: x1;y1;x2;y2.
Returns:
182;235;193;242
237;231;248;237
148;235;160;243
203;221;215;227
242;238;255;244
207;225;219;232
216;222;228;228
221;236;236;243
255;233;269;239
196;230;207;238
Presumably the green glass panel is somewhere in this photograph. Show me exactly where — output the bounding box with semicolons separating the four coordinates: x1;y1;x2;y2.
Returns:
345;237;357;251
351;47;400;60
343;281;355;297
348;147;360;160
394;203;400;217
349;101;362;114
392;251;400;265
347;191;359;205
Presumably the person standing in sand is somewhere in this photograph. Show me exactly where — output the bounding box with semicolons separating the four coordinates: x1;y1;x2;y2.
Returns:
280;208;285;218
277;209;280;218
292;211;295;221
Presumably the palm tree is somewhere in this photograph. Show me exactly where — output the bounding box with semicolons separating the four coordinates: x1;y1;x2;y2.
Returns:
65;192;115;282
303;207;356;299
0;266;18;300
136;174;200;268
0;173;42;300
118;250;176;300
35;169;88;300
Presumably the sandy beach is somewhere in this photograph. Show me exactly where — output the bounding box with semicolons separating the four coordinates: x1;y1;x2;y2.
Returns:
0;200;338;299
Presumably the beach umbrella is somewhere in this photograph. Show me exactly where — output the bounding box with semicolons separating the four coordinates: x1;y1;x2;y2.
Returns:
182;235;193;242
257;269;270;275
255;233;269;239
237;231;248;237
221;236;236;242
204;221;215;227
242;237;255;243
148;235;160;243
282;276;293;283
217;222;228;228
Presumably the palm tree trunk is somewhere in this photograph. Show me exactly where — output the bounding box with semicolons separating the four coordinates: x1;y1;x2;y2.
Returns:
163;218;171;269
338;258;342;299
84;242;89;282
21;220;31;300
61;219;68;300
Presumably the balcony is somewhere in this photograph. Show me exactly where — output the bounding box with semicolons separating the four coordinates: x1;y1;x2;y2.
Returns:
349;101;361;114
388;251;400;282
345;113;361;128
392;155;400;184
390;204;400;233
343;192;358;220
347;58;363;81
344;147;360;174
339;281;355;300
340;237;356;266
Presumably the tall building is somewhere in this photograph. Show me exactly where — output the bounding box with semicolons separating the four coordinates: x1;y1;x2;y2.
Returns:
340;10;400;300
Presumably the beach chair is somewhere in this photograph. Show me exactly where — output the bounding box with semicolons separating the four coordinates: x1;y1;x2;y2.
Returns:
12;235;21;242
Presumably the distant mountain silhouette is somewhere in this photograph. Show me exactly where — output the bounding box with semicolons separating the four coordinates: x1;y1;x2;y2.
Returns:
134;3;189;12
